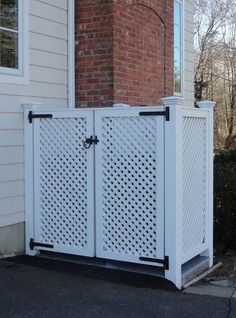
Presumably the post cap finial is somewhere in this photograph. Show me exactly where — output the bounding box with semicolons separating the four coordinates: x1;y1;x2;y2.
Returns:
197;100;216;109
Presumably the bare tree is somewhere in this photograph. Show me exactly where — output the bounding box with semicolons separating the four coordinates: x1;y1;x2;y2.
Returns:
194;0;236;148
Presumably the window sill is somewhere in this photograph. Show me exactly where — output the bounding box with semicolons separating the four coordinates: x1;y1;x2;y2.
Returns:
0;73;29;85
174;92;183;98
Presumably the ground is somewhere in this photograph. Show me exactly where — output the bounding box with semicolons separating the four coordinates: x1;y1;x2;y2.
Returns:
184;253;236;302
0;256;235;318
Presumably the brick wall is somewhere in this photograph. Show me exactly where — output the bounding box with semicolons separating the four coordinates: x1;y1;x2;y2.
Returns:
75;0;173;107
75;0;114;107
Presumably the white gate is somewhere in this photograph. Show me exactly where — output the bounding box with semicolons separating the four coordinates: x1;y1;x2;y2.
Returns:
95;108;165;265
32;110;95;256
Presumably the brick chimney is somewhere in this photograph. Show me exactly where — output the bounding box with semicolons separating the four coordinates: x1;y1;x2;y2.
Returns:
75;0;173;107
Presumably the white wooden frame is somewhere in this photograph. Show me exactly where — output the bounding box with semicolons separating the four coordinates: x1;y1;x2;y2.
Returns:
24;105;95;256
33;110;95;257
174;0;184;97
94;107;165;266
197;100;215;268
163;97;214;288
68;0;75;108
0;0;29;84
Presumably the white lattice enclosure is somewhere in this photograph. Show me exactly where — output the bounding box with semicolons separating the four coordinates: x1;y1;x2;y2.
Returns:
95;109;164;264
24;98;214;289
32;110;95;256
182;115;208;263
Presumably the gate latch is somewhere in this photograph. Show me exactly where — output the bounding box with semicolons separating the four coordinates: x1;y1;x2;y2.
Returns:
83;135;99;149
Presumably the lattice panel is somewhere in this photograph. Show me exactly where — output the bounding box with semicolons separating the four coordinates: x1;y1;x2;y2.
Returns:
182;116;207;257
37;117;88;249
99;116;160;258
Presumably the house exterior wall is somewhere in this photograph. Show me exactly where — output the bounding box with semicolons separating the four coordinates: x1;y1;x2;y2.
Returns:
0;0;69;256
113;1;174;105
75;0;194;108
183;0;194;107
75;0;174;107
0;0;195;256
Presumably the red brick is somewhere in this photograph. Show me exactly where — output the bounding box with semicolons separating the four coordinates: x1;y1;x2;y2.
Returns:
75;0;173;107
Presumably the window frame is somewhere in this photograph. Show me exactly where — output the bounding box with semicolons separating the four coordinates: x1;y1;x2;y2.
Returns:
0;0;29;84
174;0;184;96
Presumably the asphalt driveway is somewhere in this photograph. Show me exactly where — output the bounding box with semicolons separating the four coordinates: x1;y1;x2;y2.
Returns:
0;256;235;318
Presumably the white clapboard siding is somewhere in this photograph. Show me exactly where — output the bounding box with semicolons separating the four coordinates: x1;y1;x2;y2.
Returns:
184;0;194;107
30;0;67;24
0;131;24;146
30;66;67;85
0;82;67;99
0;114;23;129
184;37;194;53
30;16;67;40
30;49;67;71
0;147;24;165
0;181;24;199
184;0;194;11
0;196;25;216
0;164;24;182
30;33;68;56
0;211;25;228
0;0;68;227
0;97;68;113
38;0;68;10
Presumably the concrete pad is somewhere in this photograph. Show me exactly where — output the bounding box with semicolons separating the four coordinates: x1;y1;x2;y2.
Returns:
232;289;236;299
184;284;235;298
209;279;234;287
0;223;24;256
232;299;236;318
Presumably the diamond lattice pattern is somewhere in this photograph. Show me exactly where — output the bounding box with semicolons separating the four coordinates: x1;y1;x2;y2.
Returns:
182;116;207;256
100;116;160;258
38;118;88;248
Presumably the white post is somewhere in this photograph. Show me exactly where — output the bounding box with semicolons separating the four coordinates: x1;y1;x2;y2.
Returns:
197;100;215;267
22;103;42;256
162;96;183;289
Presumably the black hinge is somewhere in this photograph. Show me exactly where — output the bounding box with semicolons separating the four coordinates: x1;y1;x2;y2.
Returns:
28;111;53;123
139;107;170;121
139;256;169;270
29;238;54;250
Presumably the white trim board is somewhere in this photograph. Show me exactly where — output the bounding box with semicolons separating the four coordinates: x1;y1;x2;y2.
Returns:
0;0;29;85
67;0;75;108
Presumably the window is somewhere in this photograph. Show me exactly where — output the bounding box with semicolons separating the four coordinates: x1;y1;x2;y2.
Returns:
0;0;28;84
174;0;182;94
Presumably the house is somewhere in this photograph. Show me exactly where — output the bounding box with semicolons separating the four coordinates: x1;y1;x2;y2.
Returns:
0;1;206;288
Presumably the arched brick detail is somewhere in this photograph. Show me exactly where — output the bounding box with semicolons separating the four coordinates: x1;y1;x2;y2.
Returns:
75;0;173;107
122;0;166;24
113;3;165;105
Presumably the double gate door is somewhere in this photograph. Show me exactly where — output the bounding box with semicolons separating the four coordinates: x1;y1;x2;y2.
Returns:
32;108;165;266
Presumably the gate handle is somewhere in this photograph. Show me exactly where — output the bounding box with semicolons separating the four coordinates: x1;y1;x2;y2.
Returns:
83;136;99;149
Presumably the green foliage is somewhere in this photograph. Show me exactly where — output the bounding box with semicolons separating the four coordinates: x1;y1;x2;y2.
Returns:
214;149;236;251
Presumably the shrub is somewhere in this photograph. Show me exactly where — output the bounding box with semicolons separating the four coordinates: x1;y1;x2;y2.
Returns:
214;149;236;251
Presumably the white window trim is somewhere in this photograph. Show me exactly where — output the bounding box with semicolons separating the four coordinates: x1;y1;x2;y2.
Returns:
174;0;184;97
0;0;29;85
68;0;75;108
